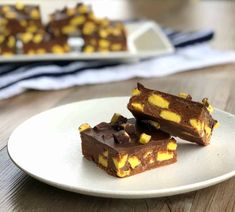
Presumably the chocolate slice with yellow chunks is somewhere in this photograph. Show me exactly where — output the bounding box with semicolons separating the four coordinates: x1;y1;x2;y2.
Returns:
128;83;219;146
79;113;177;178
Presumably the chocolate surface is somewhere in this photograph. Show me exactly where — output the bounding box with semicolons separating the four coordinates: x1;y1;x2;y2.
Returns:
128;83;217;145
80;115;177;178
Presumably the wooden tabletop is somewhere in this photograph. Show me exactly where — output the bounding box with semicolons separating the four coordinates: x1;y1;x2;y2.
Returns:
1;1;235;211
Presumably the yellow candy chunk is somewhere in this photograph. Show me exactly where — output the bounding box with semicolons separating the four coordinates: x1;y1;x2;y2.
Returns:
31;9;40;19
131;102;144;112
83;22;96;35
178;92;191;100
167;140;177;151
156;151;174;161
131;88;141;96
7;36;15;48
139;133;151;144
160;110;181;123
98;155;108;168
79;123;91;132
214;121;220;129
189;119;204;132
16;2;25;10
33;34;43;43
143;150;153;159
21;33;33;43
62;25;76;34
78;4;88;14
70;16;85;26
116;169;130;178
83;45;94;54
148;94;169;109
99;39;110;48
37;48;46;54
111;44;122;51
27;25;37;33
128;156;141;169
204;125;211;138
52;45;64;54
99;29;109;38
0;35;5;44
111;113;121;124
112;154;128;169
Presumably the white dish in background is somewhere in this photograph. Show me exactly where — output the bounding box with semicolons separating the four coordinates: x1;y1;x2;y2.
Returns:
7;97;235;199
0;21;174;63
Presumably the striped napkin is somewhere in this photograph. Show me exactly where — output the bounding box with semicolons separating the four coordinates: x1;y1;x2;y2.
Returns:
1;28;235;100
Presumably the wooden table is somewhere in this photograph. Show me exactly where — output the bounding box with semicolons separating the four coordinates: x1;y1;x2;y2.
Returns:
1;1;235;211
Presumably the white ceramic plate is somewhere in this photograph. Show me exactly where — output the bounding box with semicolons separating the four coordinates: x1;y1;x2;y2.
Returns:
0;21;174;63
7;97;235;199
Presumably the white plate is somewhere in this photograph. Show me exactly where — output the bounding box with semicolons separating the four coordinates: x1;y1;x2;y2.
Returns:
7;97;235;199
0;21;174;63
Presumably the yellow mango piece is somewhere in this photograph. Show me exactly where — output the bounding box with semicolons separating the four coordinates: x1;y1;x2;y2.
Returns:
98;155;108;168
31;9;40;19
83;22;96;35
160;110;181;123
139;133;151;144
79;123;91;132
52;45;64;54
111;44;122;51
37;48;46;54
99;39;110;48
16;2;25;10
2;52;13;57
116;169;130;178
178;92;189;99
156;151;174;161
143;150;153;159
83;45;94;53
148;94;169;109
62;25;76;34
214;121;220;129
0;35;5;44
7;36;15;48
112;154;128;169
204;125;211;138
207;104;214;114
33;34;43;44
131;102;144;112
167;140;177;151
78;4;88;14
189;119;204;132
111;113;121;124
21;33;33;43
99;29;109;38
103;150;108;158
128;156;141;169
70;16;85;26
131;88;141;96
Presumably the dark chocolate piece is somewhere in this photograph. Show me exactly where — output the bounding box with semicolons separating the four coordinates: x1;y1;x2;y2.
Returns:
79;115;177;178
18;31;70;55
81;20;127;53
128;83;218;146
0;3;43;35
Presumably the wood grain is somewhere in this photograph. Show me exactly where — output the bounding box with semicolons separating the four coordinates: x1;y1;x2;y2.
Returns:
1;1;235;211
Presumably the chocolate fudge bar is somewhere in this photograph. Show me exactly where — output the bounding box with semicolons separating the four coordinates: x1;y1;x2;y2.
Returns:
18;31;70;55
0;34;16;56
81;19;127;53
79;114;177;178
0;3;42;35
48;3;94;36
128;83;218;146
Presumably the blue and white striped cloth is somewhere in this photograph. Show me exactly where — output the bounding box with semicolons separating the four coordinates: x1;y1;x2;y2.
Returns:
0;28;235;100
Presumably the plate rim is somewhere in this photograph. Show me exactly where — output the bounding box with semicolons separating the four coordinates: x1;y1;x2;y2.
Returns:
7;96;235;199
